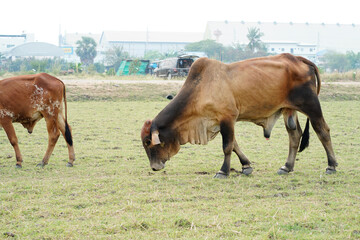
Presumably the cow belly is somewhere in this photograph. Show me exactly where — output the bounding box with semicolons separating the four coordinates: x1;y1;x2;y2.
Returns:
237;101;286;121
16;112;43;132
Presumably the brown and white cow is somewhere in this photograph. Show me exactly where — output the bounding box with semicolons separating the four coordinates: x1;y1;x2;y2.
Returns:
0;73;75;168
141;53;337;178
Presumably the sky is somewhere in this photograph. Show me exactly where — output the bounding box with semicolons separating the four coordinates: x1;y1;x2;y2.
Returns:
2;0;359;45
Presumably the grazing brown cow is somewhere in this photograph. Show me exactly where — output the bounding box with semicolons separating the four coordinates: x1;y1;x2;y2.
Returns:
0;73;75;168
141;53;337;178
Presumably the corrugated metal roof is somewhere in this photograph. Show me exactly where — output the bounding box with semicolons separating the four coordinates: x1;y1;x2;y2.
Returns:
8;42;64;57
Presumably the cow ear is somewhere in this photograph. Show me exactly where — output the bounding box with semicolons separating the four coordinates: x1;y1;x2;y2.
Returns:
152;130;161;145
141;119;152;139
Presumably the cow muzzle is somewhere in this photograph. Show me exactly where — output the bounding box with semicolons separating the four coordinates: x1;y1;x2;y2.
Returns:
150;162;165;171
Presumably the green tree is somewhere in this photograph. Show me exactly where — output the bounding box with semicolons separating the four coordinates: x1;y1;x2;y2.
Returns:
222;43;245;62
345;51;360;69
75;37;97;66
323;51;350;72
163;51;180;58
247;27;265;52
144;50;164;60
185;39;223;60
104;45;129;71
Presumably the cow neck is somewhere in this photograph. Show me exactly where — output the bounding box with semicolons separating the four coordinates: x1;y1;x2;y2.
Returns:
152;85;194;141
154;95;220;146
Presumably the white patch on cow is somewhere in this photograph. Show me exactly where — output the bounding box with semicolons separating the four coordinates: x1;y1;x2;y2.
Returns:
46;100;61;116
31;85;46;111
52;100;61;112
30;85;61;116
0;109;15;118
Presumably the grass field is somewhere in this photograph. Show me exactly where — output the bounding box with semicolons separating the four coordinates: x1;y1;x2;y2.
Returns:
0;81;360;239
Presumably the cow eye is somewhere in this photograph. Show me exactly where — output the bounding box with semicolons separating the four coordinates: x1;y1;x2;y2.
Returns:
145;139;152;146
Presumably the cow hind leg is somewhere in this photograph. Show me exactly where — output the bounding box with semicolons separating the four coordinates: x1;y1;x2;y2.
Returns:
1;119;23;168
57;114;75;167
289;85;337;173
303;105;337;173
37;117;60;167
233;139;253;175
310;117;337;174
278;112;302;174
214;120;235;179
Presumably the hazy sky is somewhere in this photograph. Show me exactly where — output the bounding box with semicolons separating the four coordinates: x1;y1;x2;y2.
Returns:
2;0;359;45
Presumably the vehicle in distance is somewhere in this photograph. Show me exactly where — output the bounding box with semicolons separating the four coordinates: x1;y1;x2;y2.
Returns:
155;55;198;79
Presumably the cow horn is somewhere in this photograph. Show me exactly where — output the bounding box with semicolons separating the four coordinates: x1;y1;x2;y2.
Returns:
152;130;161;145
141;119;152;139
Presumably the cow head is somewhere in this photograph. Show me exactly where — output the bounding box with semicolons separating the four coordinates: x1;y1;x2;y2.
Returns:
141;120;180;171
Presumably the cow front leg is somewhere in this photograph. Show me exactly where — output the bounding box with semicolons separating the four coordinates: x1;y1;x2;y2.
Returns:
1;119;23;168
214;120;235;179
37;119;60;167
233;139;253;175
278;112;302;174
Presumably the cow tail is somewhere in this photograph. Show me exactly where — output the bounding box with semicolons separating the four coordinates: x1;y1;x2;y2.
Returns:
299;118;310;152
62;83;73;146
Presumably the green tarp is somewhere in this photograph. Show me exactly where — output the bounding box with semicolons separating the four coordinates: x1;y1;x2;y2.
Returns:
116;60;149;76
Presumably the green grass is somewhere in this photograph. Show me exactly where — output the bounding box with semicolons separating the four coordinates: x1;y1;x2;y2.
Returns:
0;84;360;239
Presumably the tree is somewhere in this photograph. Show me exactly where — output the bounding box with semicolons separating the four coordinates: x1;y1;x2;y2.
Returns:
222;43;245;62
144;50;164;60
185;39;223;60
104;45;129;71
345;51;360;69
75;37;97;66
323;51;350;72
246;27;265;52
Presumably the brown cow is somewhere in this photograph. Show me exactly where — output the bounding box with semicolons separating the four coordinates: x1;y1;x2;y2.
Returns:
141;53;337;178
0;73;75;168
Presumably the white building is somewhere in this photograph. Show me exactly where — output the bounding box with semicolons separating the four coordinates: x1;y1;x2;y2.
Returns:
0;33;35;54
98;31;204;59
265;41;317;61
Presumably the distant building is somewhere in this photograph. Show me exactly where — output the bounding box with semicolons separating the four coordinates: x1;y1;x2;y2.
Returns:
98;31;204;59
6;42;64;59
59;32;101;62
266;41;317;61
58;31;203;63
1;34;63;60
0;33;35;54
204;21;360;61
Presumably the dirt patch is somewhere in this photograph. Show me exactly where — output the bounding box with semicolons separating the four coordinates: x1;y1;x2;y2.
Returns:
63;79;360;102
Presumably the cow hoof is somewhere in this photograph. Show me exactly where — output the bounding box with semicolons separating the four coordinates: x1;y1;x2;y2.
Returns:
66;162;73;167
325;168;336;174
36;163;45;168
277;168;290;175
15;164;22;169
242;167;253;175
213;172;228;179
